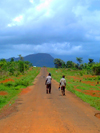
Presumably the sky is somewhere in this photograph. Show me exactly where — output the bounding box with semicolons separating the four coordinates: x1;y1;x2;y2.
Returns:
0;0;100;63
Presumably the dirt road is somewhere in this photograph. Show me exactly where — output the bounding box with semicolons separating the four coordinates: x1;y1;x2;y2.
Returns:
0;68;100;133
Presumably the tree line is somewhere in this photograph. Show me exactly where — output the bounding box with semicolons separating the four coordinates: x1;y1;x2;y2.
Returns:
0;55;33;78
54;57;100;75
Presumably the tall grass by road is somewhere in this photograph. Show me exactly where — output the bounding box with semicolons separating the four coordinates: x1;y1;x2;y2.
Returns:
0;67;40;109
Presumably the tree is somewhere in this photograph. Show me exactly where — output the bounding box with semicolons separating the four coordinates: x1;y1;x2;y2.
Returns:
62;62;66;68
18;60;24;73
54;58;65;68
10;58;14;62
76;57;83;69
76;57;83;64
0;59;7;70
24;61;33;67
66;61;74;68
92;63;100;75
84;63;88;69
18;54;24;61
88;58;94;64
0;59;6;62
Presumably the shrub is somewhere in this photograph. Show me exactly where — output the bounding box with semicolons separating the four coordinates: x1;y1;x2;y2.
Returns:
9;67;15;75
18;61;24;73
92;64;100;75
79;72;83;76
3;81;14;87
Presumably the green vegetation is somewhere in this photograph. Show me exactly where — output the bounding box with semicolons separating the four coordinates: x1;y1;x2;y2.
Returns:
48;68;100;110
54;58;100;75
0;56;40;109
0;67;40;109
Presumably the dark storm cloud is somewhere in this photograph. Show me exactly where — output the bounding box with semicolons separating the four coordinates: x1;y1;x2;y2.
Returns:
0;0;100;60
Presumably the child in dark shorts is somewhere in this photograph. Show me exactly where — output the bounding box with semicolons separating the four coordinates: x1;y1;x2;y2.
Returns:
59;75;66;95
45;73;52;94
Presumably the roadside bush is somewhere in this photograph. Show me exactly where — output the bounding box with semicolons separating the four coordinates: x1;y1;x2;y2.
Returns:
14;71;22;77
92;64;100;75
18;61;24;73
0;67;40;109
14;79;29;87
72;68;77;70
3;81;15;87
0;84;7;91
97;76;100;80
0;97;6;104
79;72;83;76
9;67;15;75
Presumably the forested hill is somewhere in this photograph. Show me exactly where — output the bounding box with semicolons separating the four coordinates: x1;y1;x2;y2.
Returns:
6;53;54;67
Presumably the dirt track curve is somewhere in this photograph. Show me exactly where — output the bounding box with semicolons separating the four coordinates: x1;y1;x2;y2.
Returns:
0;67;100;133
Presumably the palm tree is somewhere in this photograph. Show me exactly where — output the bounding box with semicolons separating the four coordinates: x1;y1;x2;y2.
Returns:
18;54;24;61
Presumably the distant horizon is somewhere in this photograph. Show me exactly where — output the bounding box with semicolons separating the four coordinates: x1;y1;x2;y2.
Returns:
1;52;100;64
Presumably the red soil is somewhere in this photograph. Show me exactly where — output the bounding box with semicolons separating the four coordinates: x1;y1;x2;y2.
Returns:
20;86;32;95
95;113;100;119
83;75;97;78
81;81;97;86
0;91;8;96
0;68;100;132
0;78;14;83
75;88;100;97
28;67;33;72
68;76;83;81
68;75;97;80
68;75;99;86
74;85;100;97
29;67;33;70
17;75;23;79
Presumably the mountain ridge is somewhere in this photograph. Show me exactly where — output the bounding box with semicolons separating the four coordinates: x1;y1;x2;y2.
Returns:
6;53;54;67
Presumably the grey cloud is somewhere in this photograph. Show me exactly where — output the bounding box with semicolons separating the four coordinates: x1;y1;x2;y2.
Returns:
0;0;100;61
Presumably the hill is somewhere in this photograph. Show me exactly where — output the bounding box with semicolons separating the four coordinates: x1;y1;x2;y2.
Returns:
6;53;54;67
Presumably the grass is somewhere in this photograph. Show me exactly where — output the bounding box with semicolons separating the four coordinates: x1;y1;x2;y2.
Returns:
48;68;100;110
0;67;40;109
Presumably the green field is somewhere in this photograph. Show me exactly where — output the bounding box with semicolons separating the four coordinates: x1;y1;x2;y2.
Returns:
1;66;100;111
48;68;100;110
0;67;40;109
